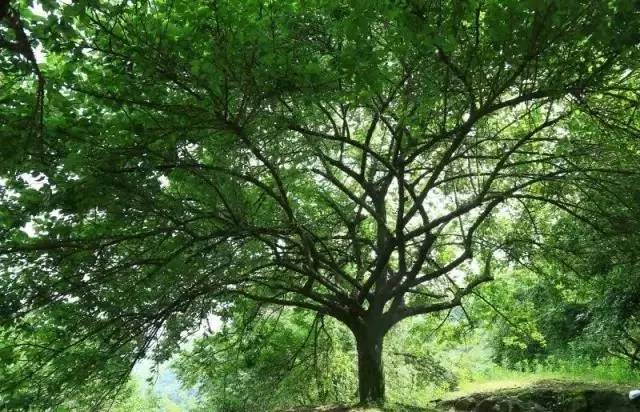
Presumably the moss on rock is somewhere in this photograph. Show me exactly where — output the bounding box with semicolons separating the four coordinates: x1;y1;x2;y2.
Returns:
436;380;640;412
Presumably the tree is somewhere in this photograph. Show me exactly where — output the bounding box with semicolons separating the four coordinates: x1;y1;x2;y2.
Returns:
1;0;639;406
478;172;640;369
174;306;357;411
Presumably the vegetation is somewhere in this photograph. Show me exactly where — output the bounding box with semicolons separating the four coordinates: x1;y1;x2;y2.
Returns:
1;0;639;410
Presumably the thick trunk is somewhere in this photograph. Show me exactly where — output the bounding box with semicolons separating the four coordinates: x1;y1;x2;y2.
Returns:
355;330;385;405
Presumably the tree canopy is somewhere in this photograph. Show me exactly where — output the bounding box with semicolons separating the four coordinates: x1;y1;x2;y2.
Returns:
1;0;639;408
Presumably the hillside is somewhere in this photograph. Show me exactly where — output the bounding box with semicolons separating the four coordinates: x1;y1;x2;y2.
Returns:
284;380;640;412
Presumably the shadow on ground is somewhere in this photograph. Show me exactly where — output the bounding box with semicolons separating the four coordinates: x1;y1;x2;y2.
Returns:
283;380;640;411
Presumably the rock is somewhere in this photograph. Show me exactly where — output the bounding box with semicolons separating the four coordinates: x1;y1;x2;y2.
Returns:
561;395;588;412
584;389;640;412
452;397;476;410
436;380;640;412
475;398;497;412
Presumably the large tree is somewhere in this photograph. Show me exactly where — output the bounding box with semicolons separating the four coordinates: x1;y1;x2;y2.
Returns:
1;0;639;407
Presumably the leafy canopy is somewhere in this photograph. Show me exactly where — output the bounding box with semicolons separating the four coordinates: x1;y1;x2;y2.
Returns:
1;0;639;407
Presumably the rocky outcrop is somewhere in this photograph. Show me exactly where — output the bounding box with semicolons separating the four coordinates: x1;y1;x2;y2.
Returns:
436;380;640;412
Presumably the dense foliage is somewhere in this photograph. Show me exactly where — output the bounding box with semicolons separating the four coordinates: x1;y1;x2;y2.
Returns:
471;177;640;369
174;307;357;411
1;0;639;409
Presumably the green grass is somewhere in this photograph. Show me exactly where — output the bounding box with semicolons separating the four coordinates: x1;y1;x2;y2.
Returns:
281;405;434;412
449;356;640;399
283;356;640;412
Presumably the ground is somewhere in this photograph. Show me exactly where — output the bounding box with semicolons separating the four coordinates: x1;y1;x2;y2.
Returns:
436;379;640;411
280;404;433;411
283;380;640;412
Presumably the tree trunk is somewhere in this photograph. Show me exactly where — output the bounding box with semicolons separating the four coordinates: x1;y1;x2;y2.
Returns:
355;330;385;405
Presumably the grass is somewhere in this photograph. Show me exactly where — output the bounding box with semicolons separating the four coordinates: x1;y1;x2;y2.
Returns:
448;357;640;400
284;356;640;411
282;405;434;412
